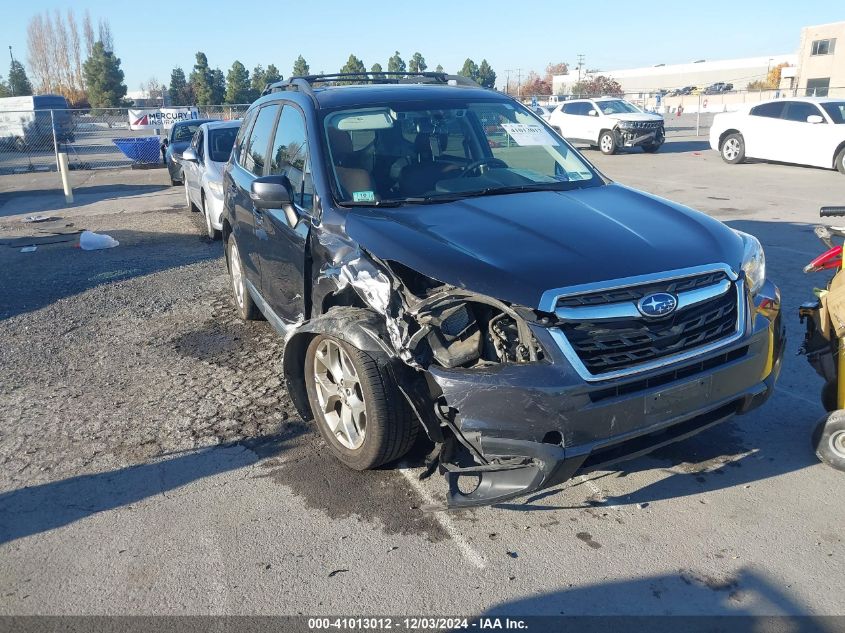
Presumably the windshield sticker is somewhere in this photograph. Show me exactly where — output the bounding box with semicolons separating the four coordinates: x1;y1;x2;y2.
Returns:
352;191;376;202
500;123;556;146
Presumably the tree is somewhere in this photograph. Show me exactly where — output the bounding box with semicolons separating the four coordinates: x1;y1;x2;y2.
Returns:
477;59;496;88
521;71;550;96
8;60;33;96
339;53;366;79
544;62;569;85
140;77;165;104
265;64;282;84
0;76;10;98
387;51;405;74
748;62;791;90
26;9;90;103
83;40;127;107
225;61;252;104
168;67;192;105
435;64;444;73
408;52;427;73
210;68;225;104
571;75;623;97
458;58;479;82
251;64;265;94
189;52;213;106
292;55;309;77
370;62;384;79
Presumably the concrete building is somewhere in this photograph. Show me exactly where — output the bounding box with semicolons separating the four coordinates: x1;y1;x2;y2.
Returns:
795;21;845;96
551;54;796;95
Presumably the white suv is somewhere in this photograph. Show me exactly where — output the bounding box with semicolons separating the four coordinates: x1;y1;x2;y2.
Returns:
548;97;665;154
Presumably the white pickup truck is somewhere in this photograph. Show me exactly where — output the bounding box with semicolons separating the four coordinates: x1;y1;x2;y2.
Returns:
548;97;665;154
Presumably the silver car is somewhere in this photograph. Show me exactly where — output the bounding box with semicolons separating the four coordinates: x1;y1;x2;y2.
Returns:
181;120;241;239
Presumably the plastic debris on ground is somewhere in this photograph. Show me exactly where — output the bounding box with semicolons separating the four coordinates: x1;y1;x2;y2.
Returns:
20;245;37;253
79;230;119;251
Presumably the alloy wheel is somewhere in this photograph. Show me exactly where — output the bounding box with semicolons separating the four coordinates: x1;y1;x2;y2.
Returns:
312;338;367;450
723;138;740;161
600;135;613;153
830;430;845;459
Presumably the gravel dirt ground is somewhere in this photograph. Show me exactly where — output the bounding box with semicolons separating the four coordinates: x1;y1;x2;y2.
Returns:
1;142;845;618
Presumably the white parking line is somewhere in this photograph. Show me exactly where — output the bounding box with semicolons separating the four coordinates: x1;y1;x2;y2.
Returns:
778;387;821;406
398;467;487;569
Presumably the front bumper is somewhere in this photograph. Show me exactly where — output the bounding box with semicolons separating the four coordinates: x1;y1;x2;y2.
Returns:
430;281;784;507
205;186;225;230
616;125;665;148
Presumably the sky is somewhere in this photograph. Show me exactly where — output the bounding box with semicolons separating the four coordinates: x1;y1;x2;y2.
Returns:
1;0;843;91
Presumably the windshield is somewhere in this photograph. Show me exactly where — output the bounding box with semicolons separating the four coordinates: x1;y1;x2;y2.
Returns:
822;102;845;124
594;100;641;115
208;126;239;162
171;123;201;143
322;100;602;205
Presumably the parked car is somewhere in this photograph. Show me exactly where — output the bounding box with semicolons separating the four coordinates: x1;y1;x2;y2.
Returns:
548;97;665;154
708;82;734;94
0;94;73;151
670;86;696;96
181;120;241;239
163;118;214;185
710;97;845;174
221;72;783;508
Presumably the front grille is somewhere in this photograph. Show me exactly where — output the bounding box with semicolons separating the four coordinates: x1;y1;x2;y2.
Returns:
556;273;739;375
557;271;727;308
623;120;663;130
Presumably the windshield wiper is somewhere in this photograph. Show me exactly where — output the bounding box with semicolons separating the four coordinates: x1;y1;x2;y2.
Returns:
458;183;574;198
340;196;462;207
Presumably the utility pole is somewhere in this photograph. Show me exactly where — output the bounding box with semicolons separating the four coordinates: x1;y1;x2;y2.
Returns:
9;46;15;96
576;54;585;96
516;68;522;99
505;69;512;96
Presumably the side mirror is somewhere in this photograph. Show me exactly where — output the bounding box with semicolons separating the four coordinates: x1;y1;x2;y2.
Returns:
250;175;292;210
807;115;824;124
181;147;198;162
588;109;598;117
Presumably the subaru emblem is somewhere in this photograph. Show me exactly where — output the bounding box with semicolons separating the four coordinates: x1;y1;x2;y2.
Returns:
637;292;678;318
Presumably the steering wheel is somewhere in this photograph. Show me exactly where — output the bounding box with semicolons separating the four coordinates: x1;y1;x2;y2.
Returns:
460;157;508;178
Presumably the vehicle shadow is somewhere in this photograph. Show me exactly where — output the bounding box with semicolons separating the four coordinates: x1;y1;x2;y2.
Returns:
481;569;824;623
0;184;171;216
0;225;222;320
656;140;711;154
0;430;303;546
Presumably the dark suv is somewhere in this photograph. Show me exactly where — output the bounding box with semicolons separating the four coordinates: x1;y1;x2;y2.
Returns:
221;72;784;507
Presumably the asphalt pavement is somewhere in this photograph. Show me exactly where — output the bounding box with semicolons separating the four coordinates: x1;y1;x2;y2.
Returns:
1;138;844;617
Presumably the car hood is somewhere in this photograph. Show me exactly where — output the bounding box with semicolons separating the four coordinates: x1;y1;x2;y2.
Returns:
169;141;190;155
609;112;664;123
344;183;744;309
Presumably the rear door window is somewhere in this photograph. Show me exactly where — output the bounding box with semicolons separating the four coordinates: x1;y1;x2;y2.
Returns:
750;102;786;118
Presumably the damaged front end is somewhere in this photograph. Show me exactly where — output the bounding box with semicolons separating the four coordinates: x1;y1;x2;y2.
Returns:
283;229;783;509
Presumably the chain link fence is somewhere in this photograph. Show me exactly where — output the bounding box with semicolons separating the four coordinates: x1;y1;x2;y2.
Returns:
0;104;250;176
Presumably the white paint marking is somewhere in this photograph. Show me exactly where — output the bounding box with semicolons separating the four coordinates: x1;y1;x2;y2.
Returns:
778;387;821;406
398;467;486;569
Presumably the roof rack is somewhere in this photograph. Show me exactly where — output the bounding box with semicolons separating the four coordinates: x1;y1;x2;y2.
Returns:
261;72;480;98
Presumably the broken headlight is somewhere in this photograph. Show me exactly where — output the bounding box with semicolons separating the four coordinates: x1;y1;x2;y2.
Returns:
736;230;766;296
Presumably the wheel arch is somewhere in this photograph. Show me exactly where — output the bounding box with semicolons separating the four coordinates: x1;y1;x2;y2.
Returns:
282;307;395;422
833;141;845;169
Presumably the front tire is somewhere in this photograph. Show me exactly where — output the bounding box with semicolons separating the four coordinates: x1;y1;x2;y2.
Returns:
836;147;845;175
721;133;745;164
304;334;417;471
226;235;261;321
812;411;845;472
599;131;617;155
